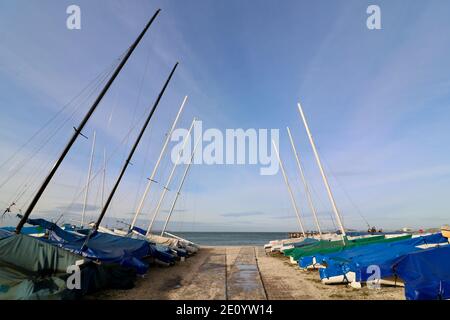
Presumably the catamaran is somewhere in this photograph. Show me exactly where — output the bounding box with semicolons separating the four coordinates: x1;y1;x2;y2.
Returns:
319;233;448;288
264;101;450;300
0;9;183;299
392;242;450;300
267;102;412;266
32;61;182;268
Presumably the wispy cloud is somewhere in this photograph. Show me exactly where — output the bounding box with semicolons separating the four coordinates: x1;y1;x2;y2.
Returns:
1;1;450;232
161;209;187;214
221;211;265;218
54;203;101;212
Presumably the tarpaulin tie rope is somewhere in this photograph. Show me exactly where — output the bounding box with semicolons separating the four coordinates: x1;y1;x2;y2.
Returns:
342;265;350;284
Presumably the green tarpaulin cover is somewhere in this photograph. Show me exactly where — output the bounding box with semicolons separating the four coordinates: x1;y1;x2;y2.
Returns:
284;235;391;261
0;234;85;299
0;234;136;300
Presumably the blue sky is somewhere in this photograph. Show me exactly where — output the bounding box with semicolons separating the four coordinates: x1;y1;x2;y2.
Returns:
0;0;449;232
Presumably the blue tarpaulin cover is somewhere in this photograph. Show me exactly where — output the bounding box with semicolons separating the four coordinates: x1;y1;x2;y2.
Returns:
298;234;412;268
132;226;147;236
27;219;153;274
318;233;448;282
393;245;450;300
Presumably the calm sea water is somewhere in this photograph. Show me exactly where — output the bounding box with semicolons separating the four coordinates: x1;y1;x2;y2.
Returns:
170;232;289;246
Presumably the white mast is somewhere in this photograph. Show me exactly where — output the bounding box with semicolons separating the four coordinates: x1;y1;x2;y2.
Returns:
297;102;346;237
286;127;322;237
81;131;96;227
101;148;107;209
130;96;188;229
161;136;201;236
146;118;196;235
272;140;306;237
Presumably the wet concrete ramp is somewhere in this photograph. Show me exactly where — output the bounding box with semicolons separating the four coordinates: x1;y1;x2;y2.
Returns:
226;247;267;300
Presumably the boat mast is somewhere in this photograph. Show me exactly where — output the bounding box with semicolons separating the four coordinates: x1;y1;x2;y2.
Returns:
286;127;322;237
130;95;188;230
272;140;306;237
101;148;107;210
161;135;201;236
297;102;346;237
81;131;96;227
146;118;196;235
93;62;178;231
15;9;162;234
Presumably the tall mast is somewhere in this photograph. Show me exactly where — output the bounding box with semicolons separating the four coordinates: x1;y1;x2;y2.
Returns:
101;148;107;209
146;118;196;235
297;102;346;237
161;135;201;236
93;63;178;231
286;127;322;237
130;95;188;230
15;9;162;234
272;140;306;237
81;131;96;227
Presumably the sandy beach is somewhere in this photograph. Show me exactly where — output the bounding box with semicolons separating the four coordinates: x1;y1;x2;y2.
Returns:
93;246;405;300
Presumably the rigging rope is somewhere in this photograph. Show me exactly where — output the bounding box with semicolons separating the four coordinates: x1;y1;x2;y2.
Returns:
0;53;125;173
130;43;154;212
319;150;372;229
56;104;155;222
307;179;338;231
0;57;121;198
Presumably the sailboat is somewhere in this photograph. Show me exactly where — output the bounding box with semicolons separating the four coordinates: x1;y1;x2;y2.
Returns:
27;61;181;269
96;99;198;261
157;134;202;254
140;118;200;255
83;94;198;257
0;9;167;299
271;139;307;240
319;233;448;288
267;126;344;254
392;243;450;300
271;102;449;297
269;102;410;267
102;114;199;257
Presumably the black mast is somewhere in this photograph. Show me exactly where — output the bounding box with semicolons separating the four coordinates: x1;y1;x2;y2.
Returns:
15;9;162;234
93;62;178;231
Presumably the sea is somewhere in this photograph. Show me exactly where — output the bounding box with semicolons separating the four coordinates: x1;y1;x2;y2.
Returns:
167;232;289;246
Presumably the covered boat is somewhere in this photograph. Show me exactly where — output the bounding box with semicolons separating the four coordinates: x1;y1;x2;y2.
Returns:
0;9;170;299
0;232;136;299
298;234;412;268
284;235;386;262
26;218;176;274
319;233;448;286
132;226;198;255
277;237;320;253
393;245;450;300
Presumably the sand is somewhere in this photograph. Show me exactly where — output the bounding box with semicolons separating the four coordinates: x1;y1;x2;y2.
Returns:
92;246;404;300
